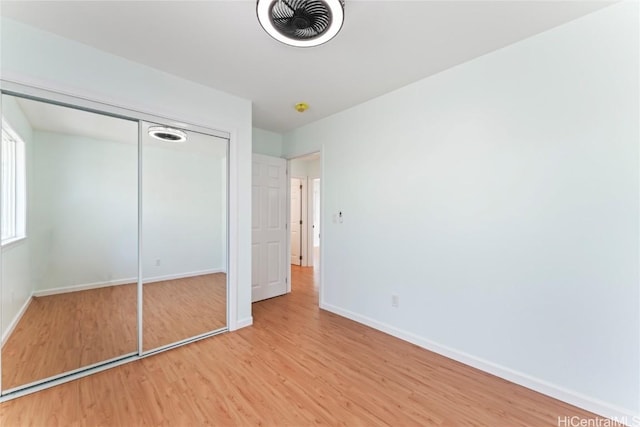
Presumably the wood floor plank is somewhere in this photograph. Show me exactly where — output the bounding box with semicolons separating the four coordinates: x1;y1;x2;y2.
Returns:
1;273;226;390
142;273;227;351
0;266;618;426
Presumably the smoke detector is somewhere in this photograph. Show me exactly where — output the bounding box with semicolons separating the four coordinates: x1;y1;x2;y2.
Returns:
257;0;345;48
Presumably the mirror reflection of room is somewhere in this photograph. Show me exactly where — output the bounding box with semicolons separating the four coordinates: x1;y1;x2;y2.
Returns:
0;94;229;395
142;122;227;352
1;94;138;391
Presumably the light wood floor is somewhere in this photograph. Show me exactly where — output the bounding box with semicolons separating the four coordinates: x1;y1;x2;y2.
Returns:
0;266;613;426
142;273;227;351
1;273;226;390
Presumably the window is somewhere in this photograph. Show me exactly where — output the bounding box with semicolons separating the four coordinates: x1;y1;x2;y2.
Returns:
1;119;26;245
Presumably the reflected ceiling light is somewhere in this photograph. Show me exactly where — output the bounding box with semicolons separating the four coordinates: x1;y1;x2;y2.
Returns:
147;126;187;142
257;0;345;48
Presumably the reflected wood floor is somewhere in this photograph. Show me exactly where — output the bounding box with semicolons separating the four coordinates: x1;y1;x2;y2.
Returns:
143;273;227;351
1;273;226;390
0;266;611;426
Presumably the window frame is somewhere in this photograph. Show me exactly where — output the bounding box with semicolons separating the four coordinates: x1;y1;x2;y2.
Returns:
1;117;27;246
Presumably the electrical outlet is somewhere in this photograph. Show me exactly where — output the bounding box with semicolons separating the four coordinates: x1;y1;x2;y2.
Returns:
392;294;399;308
155;259;161;267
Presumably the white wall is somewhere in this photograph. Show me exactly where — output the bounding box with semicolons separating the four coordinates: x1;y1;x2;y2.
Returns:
289;158;308;177
252;127;283;157
283;2;639;420
289;158;320;179
1;95;33;339
1;17;253;328
31;130;138;291
290;157;320;178
307;158;320;180
142;130;227;280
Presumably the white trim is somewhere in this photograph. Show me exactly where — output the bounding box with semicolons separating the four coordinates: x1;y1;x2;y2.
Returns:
142;327;226;356
318;145;325;303
32;269;226;298
1;294;32;348
0;80;230;140
2;352;136;395
286;161;292;293
0;355;134;402
0;328;227;401
32;278;134;297
300;177;309;266
142;269;226;285
137;119;143;356
320;302;640;426
226;128;238;331
1;118;27;246
234;316;253;330
306;177;316;267
0;235;26;249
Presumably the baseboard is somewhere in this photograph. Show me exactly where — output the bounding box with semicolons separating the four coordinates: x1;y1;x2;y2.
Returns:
234;316;253;330
143;268;226;285
320;302;639;426
33;277;136;297
1;294;32;348
32;268;227;297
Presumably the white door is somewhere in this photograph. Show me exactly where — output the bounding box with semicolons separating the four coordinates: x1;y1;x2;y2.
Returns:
290;178;302;266
312;178;321;268
252;154;288;302
313;178;320;247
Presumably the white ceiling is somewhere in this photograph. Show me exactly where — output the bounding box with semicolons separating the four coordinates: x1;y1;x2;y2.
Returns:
1;1;611;133
14;95;138;144
11;95;227;152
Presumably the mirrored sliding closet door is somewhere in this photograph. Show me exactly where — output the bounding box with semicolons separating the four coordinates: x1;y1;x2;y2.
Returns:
0;87;229;397
1;94;138;392
141;121;227;352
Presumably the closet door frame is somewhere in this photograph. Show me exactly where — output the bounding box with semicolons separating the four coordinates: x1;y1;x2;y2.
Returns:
0;80;231;401
139;119;230;356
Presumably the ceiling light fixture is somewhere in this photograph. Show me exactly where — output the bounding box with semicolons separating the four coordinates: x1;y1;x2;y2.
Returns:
257;0;345;48
295;102;309;112
147;126;187;142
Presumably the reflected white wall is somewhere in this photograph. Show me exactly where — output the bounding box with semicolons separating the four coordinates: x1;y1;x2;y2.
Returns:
31;130;138;291
1;96;33;341
142;129;227;280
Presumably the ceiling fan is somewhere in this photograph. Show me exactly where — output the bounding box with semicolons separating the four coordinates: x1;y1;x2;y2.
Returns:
256;0;345;47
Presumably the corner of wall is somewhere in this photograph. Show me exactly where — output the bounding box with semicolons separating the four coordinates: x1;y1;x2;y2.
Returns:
231;316;253;331
252;127;284;157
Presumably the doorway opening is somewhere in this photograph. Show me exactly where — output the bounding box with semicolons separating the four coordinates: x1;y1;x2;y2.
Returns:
312;178;320;269
290;177;304;266
288;152;321;292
